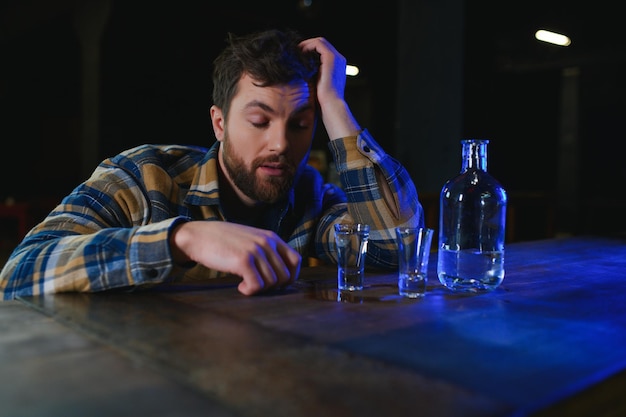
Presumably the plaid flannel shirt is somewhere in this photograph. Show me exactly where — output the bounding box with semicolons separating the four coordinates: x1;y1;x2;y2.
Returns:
0;129;423;299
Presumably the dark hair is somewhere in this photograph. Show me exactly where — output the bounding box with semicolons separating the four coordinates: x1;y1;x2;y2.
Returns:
212;29;320;120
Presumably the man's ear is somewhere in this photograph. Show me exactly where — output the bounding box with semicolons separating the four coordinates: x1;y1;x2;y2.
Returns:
210;105;225;141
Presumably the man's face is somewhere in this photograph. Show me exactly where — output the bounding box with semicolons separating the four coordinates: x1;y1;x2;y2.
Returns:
212;74;316;205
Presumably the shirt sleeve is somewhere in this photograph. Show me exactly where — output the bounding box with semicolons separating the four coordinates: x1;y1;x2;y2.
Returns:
317;129;424;269
0;166;189;300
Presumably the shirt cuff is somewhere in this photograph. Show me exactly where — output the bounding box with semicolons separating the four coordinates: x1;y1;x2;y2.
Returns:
328;128;387;172
128;216;190;285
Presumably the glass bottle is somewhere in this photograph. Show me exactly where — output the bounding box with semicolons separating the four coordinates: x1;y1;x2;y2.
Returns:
437;139;507;292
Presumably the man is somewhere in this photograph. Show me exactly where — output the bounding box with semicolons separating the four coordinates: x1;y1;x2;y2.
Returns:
0;29;423;299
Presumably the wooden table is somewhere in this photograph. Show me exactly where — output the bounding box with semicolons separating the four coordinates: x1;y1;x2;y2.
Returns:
2;236;626;417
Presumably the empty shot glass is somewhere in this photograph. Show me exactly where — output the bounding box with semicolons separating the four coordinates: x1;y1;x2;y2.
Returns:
395;227;434;298
334;223;370;291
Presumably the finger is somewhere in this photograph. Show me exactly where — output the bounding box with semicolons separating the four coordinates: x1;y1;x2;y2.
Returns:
299;37;334;54
298;37;322;52
254;237;297;288
260;233;303;287
244;237;301;292
275;242;302;286
234;246;279;295
236;237;290;294
238;273;263;296
300;37;344;63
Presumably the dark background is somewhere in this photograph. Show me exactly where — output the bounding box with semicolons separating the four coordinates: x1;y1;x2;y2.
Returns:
1;0;624;242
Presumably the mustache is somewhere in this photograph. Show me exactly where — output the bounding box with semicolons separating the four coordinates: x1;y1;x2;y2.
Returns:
252;155;296;175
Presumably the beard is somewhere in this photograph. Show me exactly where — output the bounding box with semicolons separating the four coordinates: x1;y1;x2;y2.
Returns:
221;134;303;204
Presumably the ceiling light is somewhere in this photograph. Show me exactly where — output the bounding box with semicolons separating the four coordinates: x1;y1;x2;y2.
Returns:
346;64;359;76
535;29;571;46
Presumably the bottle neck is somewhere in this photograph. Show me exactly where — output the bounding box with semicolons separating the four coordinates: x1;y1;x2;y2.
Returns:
461;139;488;172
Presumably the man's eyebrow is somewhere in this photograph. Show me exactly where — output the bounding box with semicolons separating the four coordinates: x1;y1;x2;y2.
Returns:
244;100;275;114
292;103;314;115
243;100;314;116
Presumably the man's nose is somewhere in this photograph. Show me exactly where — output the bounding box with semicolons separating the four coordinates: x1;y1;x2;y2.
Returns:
267;125;289;153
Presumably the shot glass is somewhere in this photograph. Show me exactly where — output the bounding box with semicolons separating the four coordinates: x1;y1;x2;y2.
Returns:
334;223;370;291
395;227;434;298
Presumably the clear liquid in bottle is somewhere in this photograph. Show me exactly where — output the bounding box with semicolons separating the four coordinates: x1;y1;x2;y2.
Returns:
437;139;507;292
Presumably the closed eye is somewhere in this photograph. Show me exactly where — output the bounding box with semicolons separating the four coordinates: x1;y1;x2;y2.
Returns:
251;121;269;128
289;120;311;130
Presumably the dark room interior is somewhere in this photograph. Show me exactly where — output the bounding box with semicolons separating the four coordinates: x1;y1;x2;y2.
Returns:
1;0;625;250
3;3;626;416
